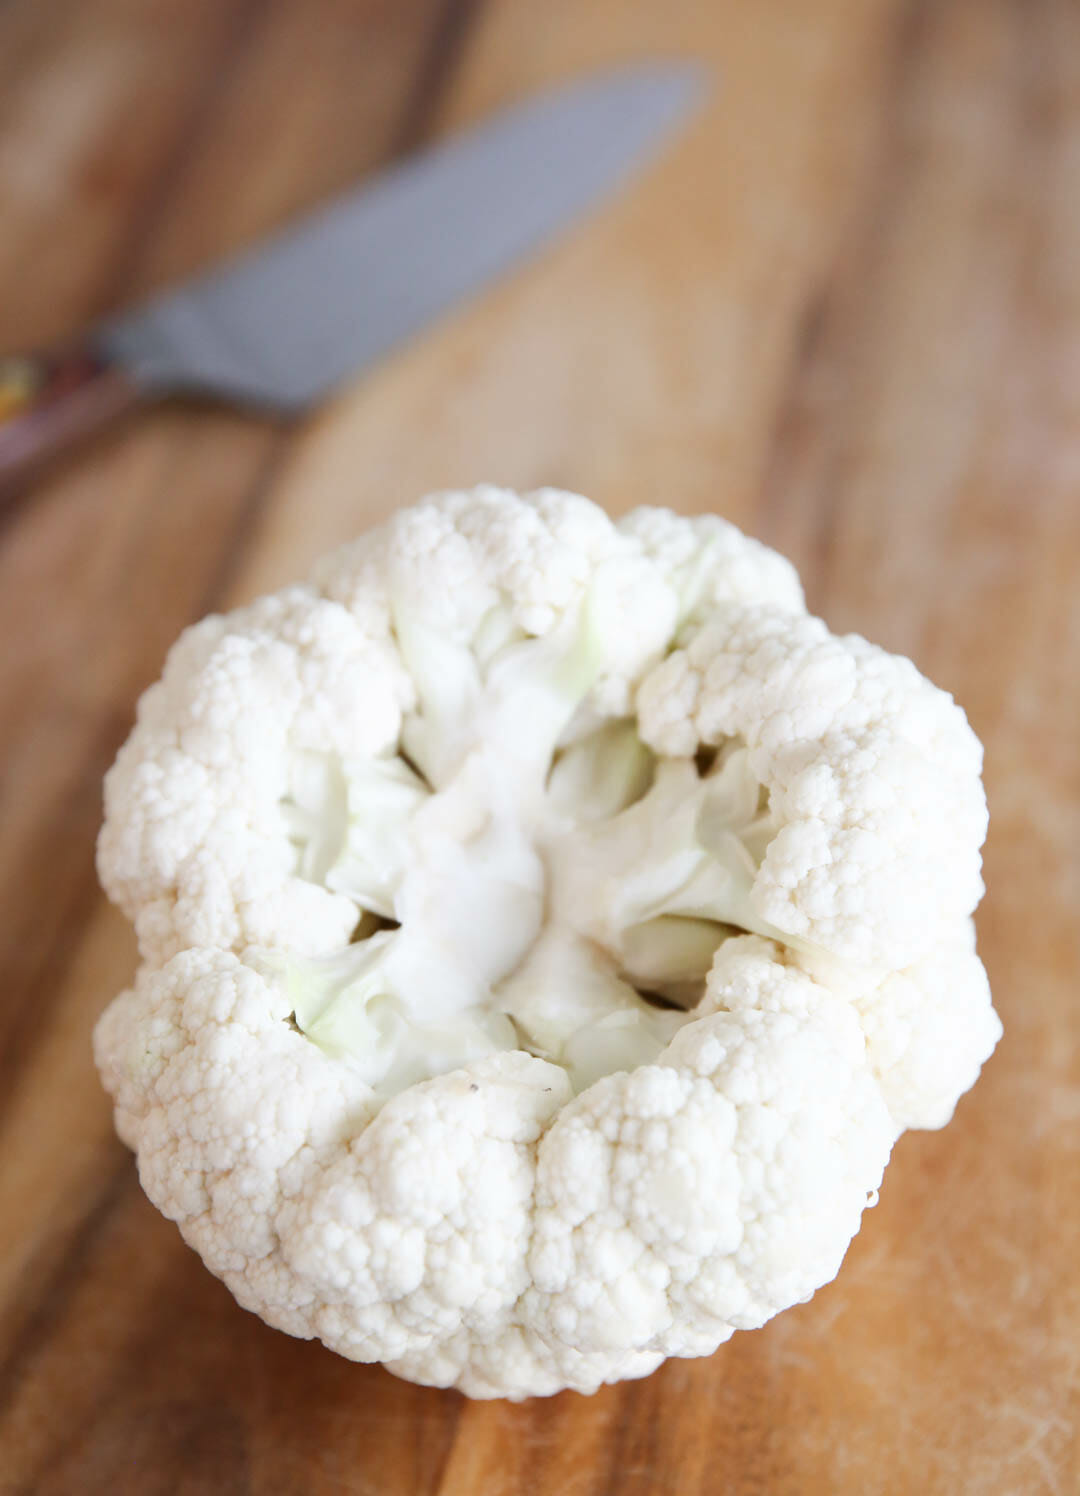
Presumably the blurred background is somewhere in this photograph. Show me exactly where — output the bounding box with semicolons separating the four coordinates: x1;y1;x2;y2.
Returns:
0;2;1076;1494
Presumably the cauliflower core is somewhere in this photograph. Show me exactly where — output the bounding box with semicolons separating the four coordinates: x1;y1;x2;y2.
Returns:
95;487;1001;1399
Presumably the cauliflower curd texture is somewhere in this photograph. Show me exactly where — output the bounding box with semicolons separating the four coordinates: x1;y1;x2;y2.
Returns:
94;487;1001;1399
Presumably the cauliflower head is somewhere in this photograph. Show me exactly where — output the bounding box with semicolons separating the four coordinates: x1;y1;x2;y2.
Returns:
95;486;1000;1399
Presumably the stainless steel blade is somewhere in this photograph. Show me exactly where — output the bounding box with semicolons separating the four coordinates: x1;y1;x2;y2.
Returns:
93;64;705;412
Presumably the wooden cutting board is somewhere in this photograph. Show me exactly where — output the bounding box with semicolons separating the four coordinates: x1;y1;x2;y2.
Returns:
1;1;1077;1491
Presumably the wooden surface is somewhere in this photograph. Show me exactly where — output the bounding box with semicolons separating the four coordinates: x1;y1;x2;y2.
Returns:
0;0;1077;1491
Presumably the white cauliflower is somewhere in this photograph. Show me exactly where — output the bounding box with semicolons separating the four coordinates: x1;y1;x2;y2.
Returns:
94;486;1000;1399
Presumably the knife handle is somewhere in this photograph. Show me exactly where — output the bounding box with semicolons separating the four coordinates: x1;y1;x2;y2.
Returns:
0;347;143;500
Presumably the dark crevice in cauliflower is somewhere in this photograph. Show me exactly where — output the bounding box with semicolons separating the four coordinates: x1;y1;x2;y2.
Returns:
348;911;400;943
628;984;688;1013
693;743;719;777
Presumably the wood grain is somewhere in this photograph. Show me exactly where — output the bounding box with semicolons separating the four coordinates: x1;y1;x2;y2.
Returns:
0;1;1077;1492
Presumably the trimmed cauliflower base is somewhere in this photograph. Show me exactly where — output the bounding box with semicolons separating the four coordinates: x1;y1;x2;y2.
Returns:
94;487;1000;1399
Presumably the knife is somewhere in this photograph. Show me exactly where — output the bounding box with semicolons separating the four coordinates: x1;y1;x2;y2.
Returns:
0;64;703;495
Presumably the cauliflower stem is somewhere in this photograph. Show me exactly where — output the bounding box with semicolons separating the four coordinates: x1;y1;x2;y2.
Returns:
269;589;784;1098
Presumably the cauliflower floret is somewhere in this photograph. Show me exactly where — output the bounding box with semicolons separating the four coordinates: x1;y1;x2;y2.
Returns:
94;487;999;1401
98;588;411;967
526;938;892;1368
618;505;806;628
282;1052;570;1363
702;932;1001;1134
93;950;377;1304
318;486;677;721
853;931;1001;1131
637;606;987;968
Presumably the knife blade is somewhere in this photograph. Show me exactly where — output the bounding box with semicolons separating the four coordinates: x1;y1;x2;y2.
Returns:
0;63;704;495
102;63;705;410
